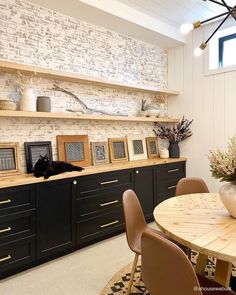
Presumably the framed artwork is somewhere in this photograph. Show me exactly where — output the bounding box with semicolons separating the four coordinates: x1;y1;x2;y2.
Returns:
127;135;147;161
146;137;159;159
24;141;53;173
0;143;20;176
108;137;128;163
91;141;109;165
57;135;91;167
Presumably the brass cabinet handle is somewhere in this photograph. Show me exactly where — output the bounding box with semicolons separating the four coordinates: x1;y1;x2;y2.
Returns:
168;169;179;173
0;199;11;205
0;226;11;233
0;254;11;263
168;185;177;190
99;220;119;228
99;200;119;207
99;180;118;185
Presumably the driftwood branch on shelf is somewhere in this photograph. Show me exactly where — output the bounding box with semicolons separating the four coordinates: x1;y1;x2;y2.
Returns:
52;84;128;117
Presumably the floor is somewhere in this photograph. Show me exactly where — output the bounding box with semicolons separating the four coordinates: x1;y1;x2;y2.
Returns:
0;230;138;295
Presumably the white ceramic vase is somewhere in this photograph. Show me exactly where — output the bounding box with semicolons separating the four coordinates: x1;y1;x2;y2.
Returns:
219;183;236;218
20;88;36;111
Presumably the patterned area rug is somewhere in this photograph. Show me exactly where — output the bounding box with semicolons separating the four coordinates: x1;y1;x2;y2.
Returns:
100;252;236;295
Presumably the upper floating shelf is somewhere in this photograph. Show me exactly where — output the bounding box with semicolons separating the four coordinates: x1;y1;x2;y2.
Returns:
0;60;179;95
0;110;179;123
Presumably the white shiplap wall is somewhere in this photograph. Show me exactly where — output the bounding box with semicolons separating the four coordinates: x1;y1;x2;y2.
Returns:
168;28;236;192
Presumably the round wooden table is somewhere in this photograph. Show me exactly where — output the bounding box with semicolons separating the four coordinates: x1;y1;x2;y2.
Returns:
154;193;236;287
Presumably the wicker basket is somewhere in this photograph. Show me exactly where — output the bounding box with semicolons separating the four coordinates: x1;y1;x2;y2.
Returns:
0;100;17;111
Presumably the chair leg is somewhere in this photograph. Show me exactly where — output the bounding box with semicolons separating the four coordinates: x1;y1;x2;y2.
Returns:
126;253;139;294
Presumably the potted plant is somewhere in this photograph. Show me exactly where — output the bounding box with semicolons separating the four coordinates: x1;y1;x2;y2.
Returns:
209;136;236;218
153;116;193;158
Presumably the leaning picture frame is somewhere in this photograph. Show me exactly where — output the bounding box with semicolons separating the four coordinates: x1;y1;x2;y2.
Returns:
108;137;128;163
24;141;53;173
146;137;159;159
91;141;109;165
127;134;147;161
0;142;21;176
57;135;91;167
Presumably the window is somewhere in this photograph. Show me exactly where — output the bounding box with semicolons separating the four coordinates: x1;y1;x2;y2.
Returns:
219;33;236;67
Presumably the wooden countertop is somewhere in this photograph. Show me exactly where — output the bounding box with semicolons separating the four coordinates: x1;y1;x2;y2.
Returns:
0;157;186;189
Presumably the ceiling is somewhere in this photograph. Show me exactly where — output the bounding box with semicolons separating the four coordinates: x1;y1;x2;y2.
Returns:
27;0;236;49
117;0;236;26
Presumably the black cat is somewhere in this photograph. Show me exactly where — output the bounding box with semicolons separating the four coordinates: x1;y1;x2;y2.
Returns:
34;155;84;179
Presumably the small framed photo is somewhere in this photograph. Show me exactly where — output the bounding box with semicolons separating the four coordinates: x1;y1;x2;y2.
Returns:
127;135;147;161
91;141;109;165
57;135;91;167
108;137;128;163
24;141;53;173
0;143;21;176
146;137;159;159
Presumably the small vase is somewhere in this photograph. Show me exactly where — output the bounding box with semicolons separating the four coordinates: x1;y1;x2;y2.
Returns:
219;183;236;218
20;88;36;112
37;96;51;112
169;142;180;158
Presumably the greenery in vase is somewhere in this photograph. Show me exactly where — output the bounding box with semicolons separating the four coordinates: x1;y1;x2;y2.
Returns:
153;116;193;143
209;136;236;183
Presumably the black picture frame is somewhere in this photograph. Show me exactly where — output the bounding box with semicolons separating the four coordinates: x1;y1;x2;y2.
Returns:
24;141;53;173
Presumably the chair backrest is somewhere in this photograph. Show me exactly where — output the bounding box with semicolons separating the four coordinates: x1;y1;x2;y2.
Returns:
141;230;202;295
122;189;147;253
175;177;209;196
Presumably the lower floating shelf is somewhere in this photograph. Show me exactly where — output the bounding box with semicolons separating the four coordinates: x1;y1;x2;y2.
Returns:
0;111;179;123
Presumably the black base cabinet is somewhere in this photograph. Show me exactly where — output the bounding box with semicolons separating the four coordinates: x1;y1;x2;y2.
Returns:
0;161;185;278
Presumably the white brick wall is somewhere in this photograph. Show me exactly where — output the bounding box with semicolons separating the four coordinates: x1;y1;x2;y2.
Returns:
0;0;168;172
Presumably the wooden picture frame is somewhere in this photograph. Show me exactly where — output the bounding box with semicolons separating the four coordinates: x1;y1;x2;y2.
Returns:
91;141;109;165
108;137;128;163
146;137;159;158
24;141;53;173
0;143;20;176
127;134;147;161
57;135;91;167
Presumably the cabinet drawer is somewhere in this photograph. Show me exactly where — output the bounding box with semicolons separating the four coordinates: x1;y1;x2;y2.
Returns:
156;178;180;205
77;187;129;220
0;211;35;245
78;170;133;196
0;185;36;216
156;162;185;181
77;206;124;243
0;237;35;275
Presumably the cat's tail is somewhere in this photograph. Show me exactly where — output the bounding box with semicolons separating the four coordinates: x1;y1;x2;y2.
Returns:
72;165;84;172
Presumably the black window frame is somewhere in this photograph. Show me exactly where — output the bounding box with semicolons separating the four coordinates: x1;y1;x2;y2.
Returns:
218;32;236;67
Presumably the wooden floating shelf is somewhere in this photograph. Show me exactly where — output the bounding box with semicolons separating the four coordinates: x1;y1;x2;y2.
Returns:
0;110;179;123
0;60;179;95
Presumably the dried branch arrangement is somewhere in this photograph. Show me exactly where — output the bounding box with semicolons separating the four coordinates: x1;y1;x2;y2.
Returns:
156;93;167;104
52;84;128;117
154;116;193;143
209;136;236;183
16;71;41;93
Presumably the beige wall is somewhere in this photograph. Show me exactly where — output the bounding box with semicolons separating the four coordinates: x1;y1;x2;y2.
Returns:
168;29;236;192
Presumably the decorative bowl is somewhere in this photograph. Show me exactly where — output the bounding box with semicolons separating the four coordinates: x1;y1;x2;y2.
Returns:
147;109;160;117
0;100;17;111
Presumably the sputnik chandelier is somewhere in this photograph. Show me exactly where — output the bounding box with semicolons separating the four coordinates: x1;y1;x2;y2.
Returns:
180;0;236;56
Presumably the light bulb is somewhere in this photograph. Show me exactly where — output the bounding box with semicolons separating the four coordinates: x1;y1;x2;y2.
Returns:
180;23;194;35
194;47;203;57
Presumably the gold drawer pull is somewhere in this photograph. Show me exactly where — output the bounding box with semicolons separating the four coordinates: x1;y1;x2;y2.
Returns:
99;220;119;228
0;199;11;205
0;226;11;233
0;254;11;263
99;200;119;207
168;185;177;190
168;169;179;173
99;180;118;185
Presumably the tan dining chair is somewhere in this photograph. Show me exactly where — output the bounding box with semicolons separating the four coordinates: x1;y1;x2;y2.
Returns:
122;189;168;294
175;177;210;271
175;177;209;196
141;229;235;295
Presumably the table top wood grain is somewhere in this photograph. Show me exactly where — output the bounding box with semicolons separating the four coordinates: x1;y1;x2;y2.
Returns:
154;193;236;264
